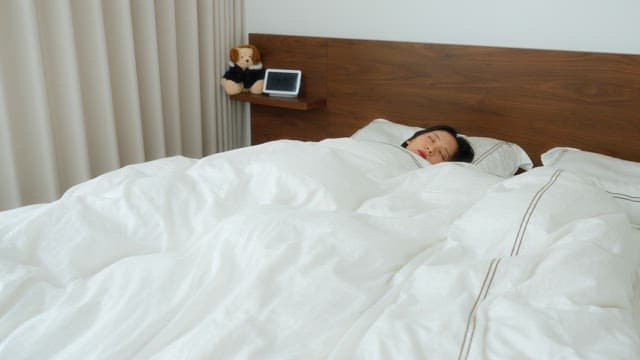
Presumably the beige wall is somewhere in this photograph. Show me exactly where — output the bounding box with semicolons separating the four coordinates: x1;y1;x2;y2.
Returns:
245;0;640;54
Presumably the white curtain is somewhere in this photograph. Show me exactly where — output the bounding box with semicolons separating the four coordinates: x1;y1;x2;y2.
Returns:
0;0;245;211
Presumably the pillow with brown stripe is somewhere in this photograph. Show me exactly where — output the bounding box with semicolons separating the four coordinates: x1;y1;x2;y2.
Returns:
351;118;533;178
541;147;640;227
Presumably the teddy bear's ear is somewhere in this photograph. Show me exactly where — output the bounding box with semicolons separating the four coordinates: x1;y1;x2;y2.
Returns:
229;48;239;63
248;45;261;63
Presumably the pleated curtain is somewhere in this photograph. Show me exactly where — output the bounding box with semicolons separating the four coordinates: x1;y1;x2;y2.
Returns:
0;0;245;211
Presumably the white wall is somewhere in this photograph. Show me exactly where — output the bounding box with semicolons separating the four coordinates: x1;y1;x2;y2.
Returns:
245;0;640;54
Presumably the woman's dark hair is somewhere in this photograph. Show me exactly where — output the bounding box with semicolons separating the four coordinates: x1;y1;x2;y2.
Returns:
401;125;474;163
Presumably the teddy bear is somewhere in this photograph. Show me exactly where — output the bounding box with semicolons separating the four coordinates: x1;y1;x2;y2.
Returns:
221;44;265;95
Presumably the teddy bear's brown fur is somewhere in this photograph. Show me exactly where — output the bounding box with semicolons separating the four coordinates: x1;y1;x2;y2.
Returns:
221;45;265;95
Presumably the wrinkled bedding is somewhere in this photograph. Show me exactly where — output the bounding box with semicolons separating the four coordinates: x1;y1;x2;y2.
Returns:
0;138;638;359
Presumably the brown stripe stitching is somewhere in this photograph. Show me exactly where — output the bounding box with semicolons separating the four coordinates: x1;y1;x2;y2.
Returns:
472;142;506;165
608;191;640;202
511;170;563;256
458;258;501;360
458;169;563;359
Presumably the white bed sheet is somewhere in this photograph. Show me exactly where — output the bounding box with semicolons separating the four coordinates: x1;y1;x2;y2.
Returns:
0;138;638;359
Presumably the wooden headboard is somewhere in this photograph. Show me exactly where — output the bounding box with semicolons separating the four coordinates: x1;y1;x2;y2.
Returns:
247;33;640;165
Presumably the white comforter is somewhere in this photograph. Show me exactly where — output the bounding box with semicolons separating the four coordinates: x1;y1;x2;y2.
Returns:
0;138;638;359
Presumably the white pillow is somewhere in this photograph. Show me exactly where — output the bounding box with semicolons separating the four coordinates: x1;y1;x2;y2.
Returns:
351;118;533;178
541;147;640;227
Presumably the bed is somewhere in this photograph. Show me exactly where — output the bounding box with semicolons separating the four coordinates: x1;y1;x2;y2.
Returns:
1;34;639;359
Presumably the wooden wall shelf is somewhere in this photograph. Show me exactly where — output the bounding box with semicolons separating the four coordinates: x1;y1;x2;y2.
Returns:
229;93;326;111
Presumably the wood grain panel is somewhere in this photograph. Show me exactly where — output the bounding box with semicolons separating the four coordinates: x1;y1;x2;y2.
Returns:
248;34;640;164
249;34;331;144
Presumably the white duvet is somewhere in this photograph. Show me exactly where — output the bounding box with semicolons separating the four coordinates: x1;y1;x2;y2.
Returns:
0;138;638;359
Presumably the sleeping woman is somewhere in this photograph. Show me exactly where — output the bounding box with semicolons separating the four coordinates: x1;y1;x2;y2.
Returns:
401;125;474;164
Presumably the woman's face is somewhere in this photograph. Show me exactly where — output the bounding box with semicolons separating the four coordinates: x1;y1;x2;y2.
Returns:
405;130;458;164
